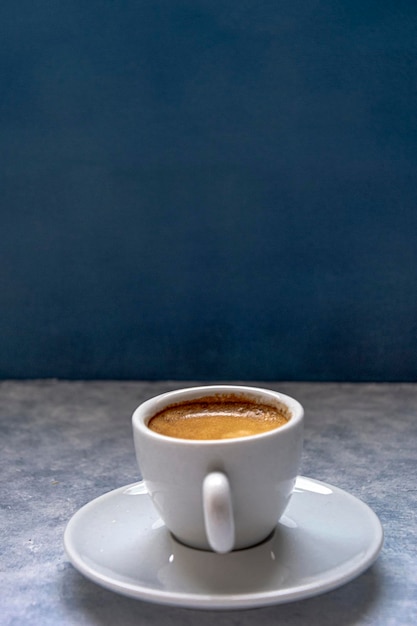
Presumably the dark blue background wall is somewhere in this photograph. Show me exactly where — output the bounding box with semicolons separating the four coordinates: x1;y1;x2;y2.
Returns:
1;1;416;381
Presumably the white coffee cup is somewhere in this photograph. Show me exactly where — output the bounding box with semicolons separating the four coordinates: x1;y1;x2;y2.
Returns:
132;385;304;553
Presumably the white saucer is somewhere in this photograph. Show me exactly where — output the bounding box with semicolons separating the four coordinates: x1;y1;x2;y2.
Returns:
64;476;383;610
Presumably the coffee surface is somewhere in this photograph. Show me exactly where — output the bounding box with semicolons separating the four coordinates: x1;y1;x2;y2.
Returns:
147;397;289;440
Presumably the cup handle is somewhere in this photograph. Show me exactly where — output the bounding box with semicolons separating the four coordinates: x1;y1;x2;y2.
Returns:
202;471;235;553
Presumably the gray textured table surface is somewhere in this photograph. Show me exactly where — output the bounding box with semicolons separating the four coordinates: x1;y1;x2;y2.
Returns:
1;381;416;625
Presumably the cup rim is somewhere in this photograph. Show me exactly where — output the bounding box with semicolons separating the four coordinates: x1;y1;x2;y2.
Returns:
132;385;304;445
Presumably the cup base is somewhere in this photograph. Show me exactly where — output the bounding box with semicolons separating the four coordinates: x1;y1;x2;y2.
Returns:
170;528;276;553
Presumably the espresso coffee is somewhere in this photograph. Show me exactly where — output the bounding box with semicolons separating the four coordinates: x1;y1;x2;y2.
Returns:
147;396;290;440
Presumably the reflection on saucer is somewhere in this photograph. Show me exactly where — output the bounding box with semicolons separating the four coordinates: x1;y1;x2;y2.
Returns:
158;531;289;595
294;476;333;495
124;481;148;495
